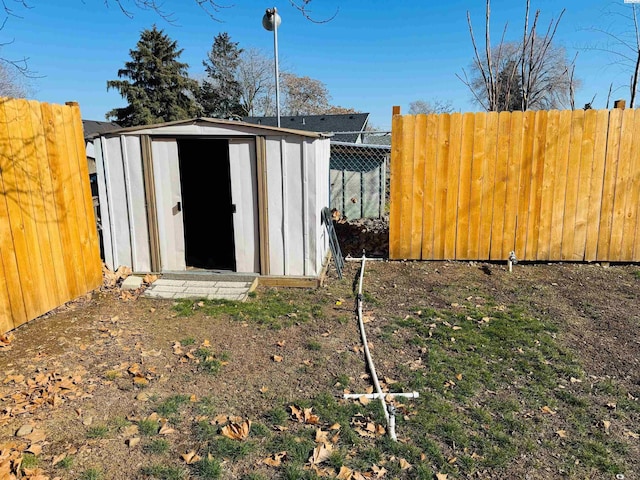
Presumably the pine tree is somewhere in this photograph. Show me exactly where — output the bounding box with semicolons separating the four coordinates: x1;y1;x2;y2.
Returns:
107;25;200;127
199;32;245;118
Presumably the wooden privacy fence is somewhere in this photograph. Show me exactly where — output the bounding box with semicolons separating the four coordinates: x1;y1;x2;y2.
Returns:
0;98;102;335
389;108;640;262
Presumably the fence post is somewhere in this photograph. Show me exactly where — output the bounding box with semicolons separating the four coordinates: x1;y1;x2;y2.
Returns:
614;99;626;109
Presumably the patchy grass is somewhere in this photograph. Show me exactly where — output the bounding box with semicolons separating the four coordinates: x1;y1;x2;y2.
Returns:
56;455;74;469
140;464;187;479
138;419;160;436
80;468;103;480
144;439;170;455
194;348;228;375
191;457;222;479
305;340;322;351
86;425;109;439
173;288;326;328
21;453;39;470
156;395;190;417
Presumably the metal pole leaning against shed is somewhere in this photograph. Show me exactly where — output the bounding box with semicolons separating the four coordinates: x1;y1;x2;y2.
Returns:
262;8;281;127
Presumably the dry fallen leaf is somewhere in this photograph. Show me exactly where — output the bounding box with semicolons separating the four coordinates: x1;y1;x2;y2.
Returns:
181;450;201;464
273;355;283;363
436;474;448;480
159;424;176;435
359;396;371;406
603;420;611;434
221;419;251;441
556;430;567;438
25;444;42;456
623;430;640;439
309;442;333;465
541;406;556;415
263;451;287;467
127;437;140;448
315;429;329;444
259;386;269;394
399;458;412;470
337;466;354;479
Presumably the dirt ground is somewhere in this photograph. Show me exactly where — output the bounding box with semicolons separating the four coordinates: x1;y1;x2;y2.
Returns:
1;260;639;479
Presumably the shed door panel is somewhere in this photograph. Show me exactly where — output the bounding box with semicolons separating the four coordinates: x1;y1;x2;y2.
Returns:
229;138;259;273
152;139;186;271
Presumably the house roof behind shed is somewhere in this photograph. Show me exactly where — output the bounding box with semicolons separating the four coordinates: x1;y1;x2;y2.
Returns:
82;120;121;139
243;113;369;143
85;117;330;139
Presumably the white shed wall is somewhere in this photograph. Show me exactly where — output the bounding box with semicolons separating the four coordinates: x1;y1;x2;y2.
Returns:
265;136;331;277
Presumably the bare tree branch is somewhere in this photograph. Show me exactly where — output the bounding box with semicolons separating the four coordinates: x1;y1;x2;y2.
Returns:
289;0;338;23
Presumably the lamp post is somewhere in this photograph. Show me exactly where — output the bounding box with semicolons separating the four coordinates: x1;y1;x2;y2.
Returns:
262;7;281;127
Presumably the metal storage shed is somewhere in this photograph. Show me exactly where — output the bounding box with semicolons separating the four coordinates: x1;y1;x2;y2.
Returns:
91;118;331;283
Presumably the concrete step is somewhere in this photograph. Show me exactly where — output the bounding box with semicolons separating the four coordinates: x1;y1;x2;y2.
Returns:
144;277;254;301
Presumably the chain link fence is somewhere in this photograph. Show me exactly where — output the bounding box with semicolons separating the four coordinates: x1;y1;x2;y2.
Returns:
329;131;391;220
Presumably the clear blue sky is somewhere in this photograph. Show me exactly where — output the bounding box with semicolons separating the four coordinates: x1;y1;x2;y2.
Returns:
3;0;636;130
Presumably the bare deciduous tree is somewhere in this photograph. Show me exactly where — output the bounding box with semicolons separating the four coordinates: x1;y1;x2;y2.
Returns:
237;48;275;117
458;0;578;111
408;99;454;114
281;73;331;115
583;3;640;108
0;61;30;97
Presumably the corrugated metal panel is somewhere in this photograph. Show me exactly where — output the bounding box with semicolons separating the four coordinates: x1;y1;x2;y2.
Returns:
284;137;305;276
102;136;133;269
122;136;151;272
304;139;316;275
316;138;331;270
265;137;284;276
229;138;259;273
94;137;114;270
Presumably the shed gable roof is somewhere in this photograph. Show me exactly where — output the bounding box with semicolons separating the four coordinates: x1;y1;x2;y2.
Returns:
86;117;328;139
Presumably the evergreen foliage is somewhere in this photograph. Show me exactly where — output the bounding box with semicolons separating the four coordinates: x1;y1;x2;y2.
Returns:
199;32;245;118
106;25;200;126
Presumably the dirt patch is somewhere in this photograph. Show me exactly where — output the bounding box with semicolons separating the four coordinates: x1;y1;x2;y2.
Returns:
1;261;639;479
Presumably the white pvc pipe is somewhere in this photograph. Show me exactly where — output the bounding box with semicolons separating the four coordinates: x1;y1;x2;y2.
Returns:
355;253;396;440
343;392;420;400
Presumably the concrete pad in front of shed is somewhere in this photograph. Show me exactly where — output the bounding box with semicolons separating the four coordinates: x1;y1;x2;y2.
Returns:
144;278;251;302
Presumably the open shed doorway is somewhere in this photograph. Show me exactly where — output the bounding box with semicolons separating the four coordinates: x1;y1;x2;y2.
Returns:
177;139;236;271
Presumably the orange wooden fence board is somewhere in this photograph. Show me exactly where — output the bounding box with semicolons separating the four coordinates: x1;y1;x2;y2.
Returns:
624;110;640;260
467;112;486;260
444;113;462;259
490;111;511;260
597;108;623;261
585;109;609;261
420;114;438;259
552;110;572;260
389;114;402;259
455;112;475;259
501;111;523;257
609;109;635;261
0;98;102;335
409;114;425;259
537;110;559;260
0;101;27;326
